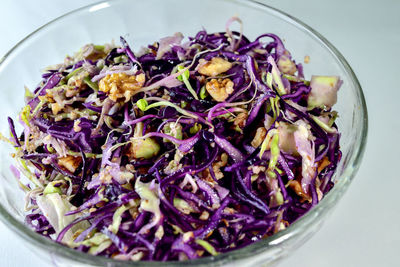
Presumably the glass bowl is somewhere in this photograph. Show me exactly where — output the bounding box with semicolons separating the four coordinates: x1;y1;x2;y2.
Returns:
0;0;367;266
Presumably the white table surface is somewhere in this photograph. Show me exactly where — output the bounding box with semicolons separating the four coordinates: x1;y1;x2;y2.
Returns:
0;0;399;266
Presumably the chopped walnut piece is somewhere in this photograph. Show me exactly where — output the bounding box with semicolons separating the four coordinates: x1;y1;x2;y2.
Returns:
199;211;210;220
203;152;229;180
317;157;331;173
67;70;89;92
251;127;267;148
198;57;232;76
182;231;194;242
51;103;62;115
73;119;82;132
213;152;228;179
234;112;248;129
99;73;145;102
288;180;312;202
58;156;82;173
205;78;234;102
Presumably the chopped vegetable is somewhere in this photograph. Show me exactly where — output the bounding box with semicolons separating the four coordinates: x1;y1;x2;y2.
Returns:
3;18;341;262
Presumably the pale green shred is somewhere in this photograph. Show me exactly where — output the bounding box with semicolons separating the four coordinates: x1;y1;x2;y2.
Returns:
137;98;199;120
328;111;338;127
93;44;105;51
67;150;103;159
176;65;190;82
282;74;310;86
46;144;55;153
20;105;31;126
310;115;337;134
36;193;89;242
173;198;195;214
18;181;31;193
88;240;113;255
200;85;208;99
80;233;112;255
130;123;160;159
269;96;280;120
274;190;284;206
63;176;74;196
266;72;273;88
83;76;99;91
56;108;99;120
251;174;259;182
0;132;13;145
43;181;62;195
65;67;83;81
189;123;202;134
180;101;188;108
259;128;278;159
135;179;162;225
31;99;46;116
24;87;34;98
268;133;280;173
270;69;286;96
266;56;287;95
113;55;128;64
110;204;131;234
104;116;117;130
259;133;272;159
195;239;219;256
172;224;184;235
163;122;183;141
19;159;43;188
259;128;280;178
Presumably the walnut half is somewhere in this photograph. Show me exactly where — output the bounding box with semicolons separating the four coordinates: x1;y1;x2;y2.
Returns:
58;155;82;173
99;73;145;102
198;57;232;77
205;78;234;102
251;127;267;148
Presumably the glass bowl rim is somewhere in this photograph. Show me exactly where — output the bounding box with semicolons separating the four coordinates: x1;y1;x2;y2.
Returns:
0;0;368;266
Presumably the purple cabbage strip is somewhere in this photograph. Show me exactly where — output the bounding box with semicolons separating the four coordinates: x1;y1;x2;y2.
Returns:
7;20;341;262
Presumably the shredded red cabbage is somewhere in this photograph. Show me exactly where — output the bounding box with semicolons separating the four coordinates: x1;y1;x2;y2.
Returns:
5;18;341;261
